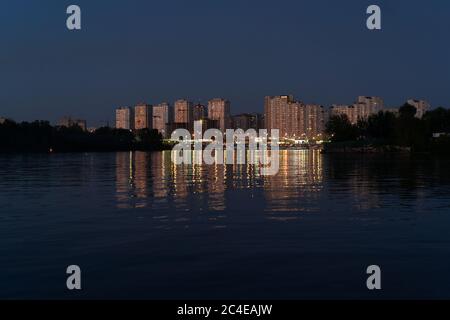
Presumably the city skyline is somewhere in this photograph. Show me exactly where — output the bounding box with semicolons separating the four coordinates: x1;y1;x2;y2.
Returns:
108;94;432;142
1;0;450;126
0;94;436;133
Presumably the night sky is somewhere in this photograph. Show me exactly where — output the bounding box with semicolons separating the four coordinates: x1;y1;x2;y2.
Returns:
1;0;449;127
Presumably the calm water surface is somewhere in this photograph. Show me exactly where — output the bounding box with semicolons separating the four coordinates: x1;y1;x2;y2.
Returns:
1;150;450;299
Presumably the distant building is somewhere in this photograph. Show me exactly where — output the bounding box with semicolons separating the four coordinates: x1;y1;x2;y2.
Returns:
208;98;231;132
115;107;134;130
356;96;384;115
193;103;207;121
58;116;87;131
264;95;327;140
407;99;430;118
174;99;193;124
134;104;153;130
264;95;305;139
353;96;384;122
153;102;172;138
305;104;327;140
174;99;193;132
257;113;265;130
330;104;358;124
232;113;263;131
265;95;282;135
330;96;384;124
193;119;220;139
0;117;6;124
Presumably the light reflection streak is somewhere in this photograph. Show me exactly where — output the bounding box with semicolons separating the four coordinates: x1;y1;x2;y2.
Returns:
115;150;328;226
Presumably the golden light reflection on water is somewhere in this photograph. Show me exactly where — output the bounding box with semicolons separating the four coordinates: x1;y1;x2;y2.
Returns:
262;150;323;215
115;150;324;216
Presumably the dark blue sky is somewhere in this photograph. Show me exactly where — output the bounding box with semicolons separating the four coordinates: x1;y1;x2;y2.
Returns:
1;0;449;126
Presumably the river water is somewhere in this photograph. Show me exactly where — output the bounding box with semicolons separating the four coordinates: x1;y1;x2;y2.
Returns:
1;150;450;299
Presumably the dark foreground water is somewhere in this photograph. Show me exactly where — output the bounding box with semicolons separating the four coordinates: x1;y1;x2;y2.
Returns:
1;150;450;299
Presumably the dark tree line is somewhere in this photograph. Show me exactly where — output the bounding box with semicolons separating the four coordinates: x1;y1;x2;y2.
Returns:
0;120;164;153
325;103;450;153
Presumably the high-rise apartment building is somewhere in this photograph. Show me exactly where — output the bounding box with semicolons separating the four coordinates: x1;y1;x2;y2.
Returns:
174;99;193;130
264;95;305;138
58;116;87;131
153;102;172;138
357;96;384;113
134;104;153;130
208;98;231;132
115;107;134;130
330;104;358;124
330;96;384;124
407;99;430;118
264;96;326;140
288;101;306;138
305;104;327;139
354;96;384;120
265;95;292;137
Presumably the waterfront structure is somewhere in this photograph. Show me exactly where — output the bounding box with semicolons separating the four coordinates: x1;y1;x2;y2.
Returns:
58;116;87;131
134;104;153;130
407;99;430;118
115;107;134;130
153;102;172;138
207;98;231;132
169;118;220;140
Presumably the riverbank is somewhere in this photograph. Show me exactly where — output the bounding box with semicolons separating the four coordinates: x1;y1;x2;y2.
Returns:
323;136;450;155
322;142;411;154
0;120;171;153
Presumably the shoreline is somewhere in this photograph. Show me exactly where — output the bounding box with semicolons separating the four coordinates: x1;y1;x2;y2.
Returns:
321;144;412;154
